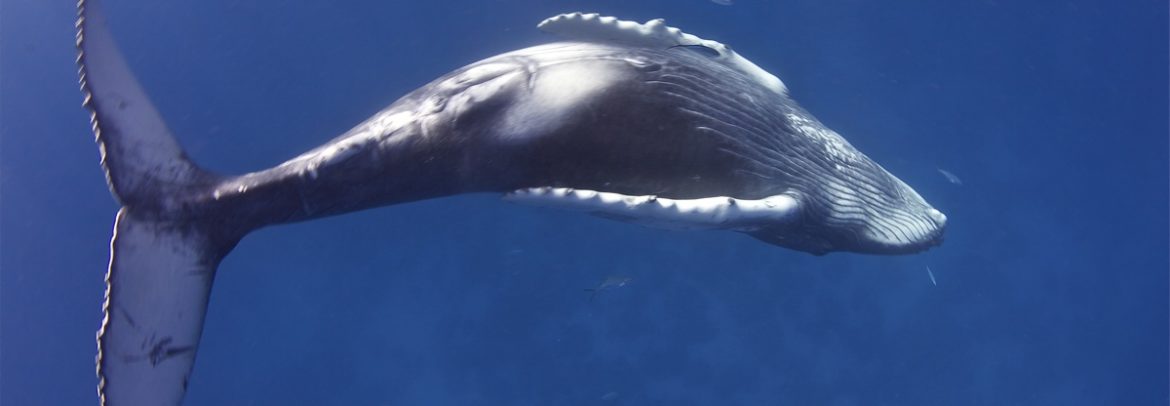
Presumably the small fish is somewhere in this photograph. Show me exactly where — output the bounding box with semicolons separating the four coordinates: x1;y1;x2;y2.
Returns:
937;168;962;185
585;276;632;301
710;0;733;5
926;266;937;286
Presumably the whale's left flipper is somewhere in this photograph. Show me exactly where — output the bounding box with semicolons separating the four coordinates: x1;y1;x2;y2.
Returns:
78;1;242;404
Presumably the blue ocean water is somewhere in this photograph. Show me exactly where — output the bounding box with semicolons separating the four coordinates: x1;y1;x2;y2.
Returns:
1;0;1166;404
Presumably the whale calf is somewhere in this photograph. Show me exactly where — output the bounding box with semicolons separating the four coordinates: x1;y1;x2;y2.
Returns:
76;1;945;404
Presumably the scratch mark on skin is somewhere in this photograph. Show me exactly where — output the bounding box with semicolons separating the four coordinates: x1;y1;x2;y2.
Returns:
116;305;138;329
120;333;195;367
148;336;194;366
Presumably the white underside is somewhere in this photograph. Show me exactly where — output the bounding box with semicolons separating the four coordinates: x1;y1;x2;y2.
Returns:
504;187;799;231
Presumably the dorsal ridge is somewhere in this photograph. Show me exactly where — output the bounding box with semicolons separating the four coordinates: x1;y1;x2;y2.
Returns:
537;12;788;95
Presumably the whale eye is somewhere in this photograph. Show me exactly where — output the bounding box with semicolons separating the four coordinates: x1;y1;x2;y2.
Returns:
669;44;721;58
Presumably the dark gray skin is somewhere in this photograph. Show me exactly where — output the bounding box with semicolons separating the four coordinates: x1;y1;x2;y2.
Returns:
194;41;945;255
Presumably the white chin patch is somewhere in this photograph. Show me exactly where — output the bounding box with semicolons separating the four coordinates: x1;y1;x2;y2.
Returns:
504;187;799;231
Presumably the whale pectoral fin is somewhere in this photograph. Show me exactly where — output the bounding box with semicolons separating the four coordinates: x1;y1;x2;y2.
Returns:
97;210;235;406
503;187;800;231
536;12;787;95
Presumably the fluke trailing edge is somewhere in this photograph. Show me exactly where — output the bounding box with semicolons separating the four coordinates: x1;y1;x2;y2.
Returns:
76;1;946;404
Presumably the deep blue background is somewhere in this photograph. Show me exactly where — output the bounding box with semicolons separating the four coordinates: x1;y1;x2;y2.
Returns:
2;0;1166;404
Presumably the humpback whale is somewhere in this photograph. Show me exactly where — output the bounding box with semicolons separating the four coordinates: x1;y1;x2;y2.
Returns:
76;1;946;404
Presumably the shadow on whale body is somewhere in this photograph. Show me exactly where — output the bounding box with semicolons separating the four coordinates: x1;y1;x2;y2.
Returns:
76;2;945;404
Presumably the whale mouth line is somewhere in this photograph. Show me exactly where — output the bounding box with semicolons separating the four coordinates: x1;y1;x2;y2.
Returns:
503;186;801;231
846;207;947;255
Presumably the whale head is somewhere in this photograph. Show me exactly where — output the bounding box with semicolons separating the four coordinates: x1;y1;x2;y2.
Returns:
742;106;948;255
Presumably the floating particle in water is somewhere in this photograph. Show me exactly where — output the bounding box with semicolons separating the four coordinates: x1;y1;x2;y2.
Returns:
601;391;619;401
585;276;632;301
710;0;734;5
926;266;938;286
937;168;962;185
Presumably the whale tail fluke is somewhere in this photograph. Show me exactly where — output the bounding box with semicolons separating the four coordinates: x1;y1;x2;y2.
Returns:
78;0;244;404
94;210;238;406
77;0;221;209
